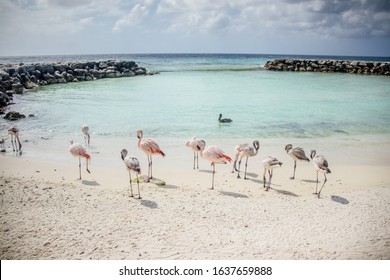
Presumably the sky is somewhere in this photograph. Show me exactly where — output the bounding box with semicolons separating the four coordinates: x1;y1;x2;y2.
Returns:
0;0;389;57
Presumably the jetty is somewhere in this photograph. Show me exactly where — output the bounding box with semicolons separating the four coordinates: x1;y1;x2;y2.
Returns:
263;59;390;75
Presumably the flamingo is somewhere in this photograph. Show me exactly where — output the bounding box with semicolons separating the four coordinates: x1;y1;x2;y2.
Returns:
137;130;165;182
218;113;232;123
197;140;232;190
121;149;141;199
81;125;90;147
186;137;204;169
262;156;283;191
8;126;22;152
310;149;331;198
69;141;91;179
233;140;260;179
285;144;310;179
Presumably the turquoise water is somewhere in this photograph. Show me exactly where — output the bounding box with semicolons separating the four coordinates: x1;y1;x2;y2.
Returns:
1;54;390;140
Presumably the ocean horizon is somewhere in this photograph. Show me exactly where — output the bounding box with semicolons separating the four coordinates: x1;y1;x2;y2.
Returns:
1;52;390;66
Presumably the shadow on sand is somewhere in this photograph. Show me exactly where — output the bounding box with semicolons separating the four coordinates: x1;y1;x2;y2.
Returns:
141;200;158;209
159;184;179;190
219;191;249;198
331;195;349;205
82;180;100;186
198;169;213;174
273;188;299;197
301;179;318;183
234;172;258;178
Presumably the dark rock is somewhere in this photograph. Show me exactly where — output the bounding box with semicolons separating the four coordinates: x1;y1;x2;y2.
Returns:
106;70;121;78
12;83;24;94
4;111;26;121
69;62;85;69
30;75;37;83
263;59;390;75
122;69;135;77
134;67;146;75
0;92;11;107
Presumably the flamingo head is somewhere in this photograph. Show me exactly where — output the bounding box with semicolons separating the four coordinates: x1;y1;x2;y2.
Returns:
196;139;206;151
253;140;260;150
136;130;143;139
121;149;128;160
285;144;292;152
310;149;316;159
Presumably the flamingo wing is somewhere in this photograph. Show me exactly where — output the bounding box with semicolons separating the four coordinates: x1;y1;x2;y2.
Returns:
141;138;165;157
292;147;309;161
69;143;90;159
205;146;232;163
314;155;331;173
124;156;141;174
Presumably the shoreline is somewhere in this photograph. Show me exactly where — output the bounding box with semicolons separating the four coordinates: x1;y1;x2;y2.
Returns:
1;134;389;260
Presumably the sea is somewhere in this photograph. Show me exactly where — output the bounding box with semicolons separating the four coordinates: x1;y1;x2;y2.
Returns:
1;53;389;166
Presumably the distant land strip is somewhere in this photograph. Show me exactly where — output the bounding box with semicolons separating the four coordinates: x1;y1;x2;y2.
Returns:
263;59;390;75
0;60;158;111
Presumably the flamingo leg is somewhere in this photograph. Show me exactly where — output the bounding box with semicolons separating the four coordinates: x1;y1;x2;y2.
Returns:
268;170;273;191
317;174;327;198
146;155;151;181
211;163;215;190
237;157;242;178
193;152;196;169
315;171;319;194
263;169;267;189
86;157;90;174
16;136;22;151
291;160;297;179
136;173;141;199
150;155;153;179
196;152;199;169
10;135;15;151
78;158;82;180
232;157;237;173
244;157;249;179
128;170;134;197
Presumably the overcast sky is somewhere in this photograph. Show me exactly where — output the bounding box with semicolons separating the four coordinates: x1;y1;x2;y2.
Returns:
0;0;389;57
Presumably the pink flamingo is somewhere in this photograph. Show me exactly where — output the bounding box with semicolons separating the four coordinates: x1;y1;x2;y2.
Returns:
8;126;22;152
197;140;232;189
233;140;260;179
285;144;310;179
310;149;331;198
137;130;165;182
121;149;141;199
69;141;91;179
186;137;204;169
262;156;283;191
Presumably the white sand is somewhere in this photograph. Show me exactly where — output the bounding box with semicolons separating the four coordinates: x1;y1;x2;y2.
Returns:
0;135;389;259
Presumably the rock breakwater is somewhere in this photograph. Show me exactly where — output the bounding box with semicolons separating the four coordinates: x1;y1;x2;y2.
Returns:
263;59;390;75
0;60;158;111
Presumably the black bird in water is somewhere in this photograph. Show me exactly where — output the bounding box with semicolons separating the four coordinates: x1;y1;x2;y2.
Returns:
218;113;232;123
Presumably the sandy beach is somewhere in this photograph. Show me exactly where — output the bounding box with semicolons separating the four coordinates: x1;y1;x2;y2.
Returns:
0;135;389;260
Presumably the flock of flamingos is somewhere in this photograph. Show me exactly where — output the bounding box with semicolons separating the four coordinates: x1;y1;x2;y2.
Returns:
5;118;331;200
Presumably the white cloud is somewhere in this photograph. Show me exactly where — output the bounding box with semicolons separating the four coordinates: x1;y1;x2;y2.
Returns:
113;4;150;32
0;0;389;56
